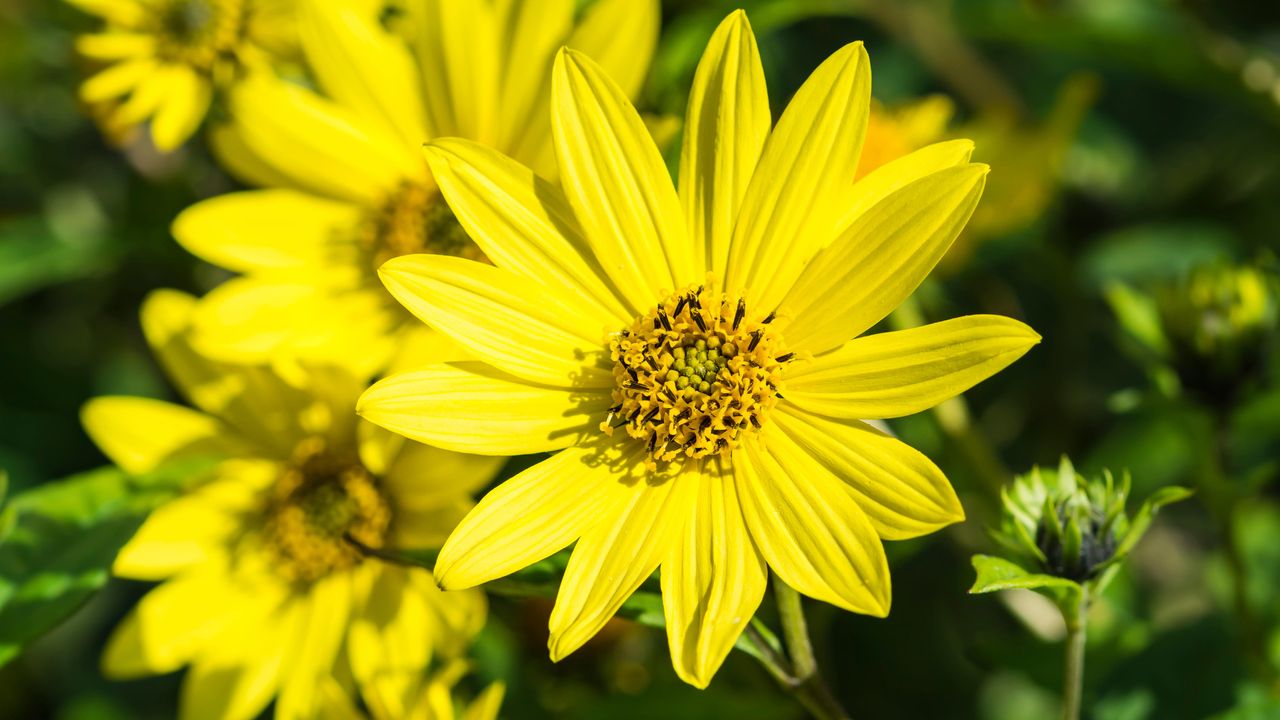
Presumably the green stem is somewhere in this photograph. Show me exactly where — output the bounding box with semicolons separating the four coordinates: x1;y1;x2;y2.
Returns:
1061;587;1089;720
774;578;851;720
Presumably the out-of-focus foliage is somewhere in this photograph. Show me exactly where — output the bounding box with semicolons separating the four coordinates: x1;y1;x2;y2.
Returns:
2;0;1280;717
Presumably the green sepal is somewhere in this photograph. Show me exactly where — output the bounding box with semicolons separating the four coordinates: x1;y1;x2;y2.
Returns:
1096;486;1194;573
969;555;1082;600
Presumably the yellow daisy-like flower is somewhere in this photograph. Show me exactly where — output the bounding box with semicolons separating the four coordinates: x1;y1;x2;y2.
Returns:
359;11;1041;688
67;0;295;151
170;0;659;375
83;290;503;720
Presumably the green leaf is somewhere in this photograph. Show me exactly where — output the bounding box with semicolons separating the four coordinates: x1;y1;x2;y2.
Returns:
969;555;1081;596
0;459;209;668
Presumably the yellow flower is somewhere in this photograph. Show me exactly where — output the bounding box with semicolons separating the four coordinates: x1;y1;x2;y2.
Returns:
67;0;295;151
83;290;503;720
170;0;660;375
358;11;1041;688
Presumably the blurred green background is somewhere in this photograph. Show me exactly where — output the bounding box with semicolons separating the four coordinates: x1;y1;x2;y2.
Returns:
2;0;1279;718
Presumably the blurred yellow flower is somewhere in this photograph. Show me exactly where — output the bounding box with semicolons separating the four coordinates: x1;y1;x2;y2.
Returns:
67;0;295;151
82;290;503;720
358;11;1039;687
171;0;660;375
858;95;954;179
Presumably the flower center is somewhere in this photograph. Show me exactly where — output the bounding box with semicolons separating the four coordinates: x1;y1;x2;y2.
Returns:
263;437;391;583
152;0;247;70
363;182;486;272
603;284;790;466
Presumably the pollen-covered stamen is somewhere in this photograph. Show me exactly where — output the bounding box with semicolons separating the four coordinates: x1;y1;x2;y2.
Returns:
152;0;247;70
264;437;391;583
362;182;486;272
603;285;789;466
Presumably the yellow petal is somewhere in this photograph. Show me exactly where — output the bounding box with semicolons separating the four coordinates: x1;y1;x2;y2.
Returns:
113;65;174;125
189;277;395;375
102;560;251;677
422;137;631;322
433;439;641;589
462;682;507;720
414;0;500;143
180;591;301;720
222;74;414;204
552;48;695;305
725;42;870;312
173;190;361;273
490;0;572;157
661;462;766;688
80;57;155;102
383;439;504;512
785;315;1040;419
379;255;612;388
209;123;301;190
548;464;695;660
679;11;770;286
151;66;211;151
510;0;660;176
276;574;352;720
837;139;974;232
299;0;428;149
76;32;156;60
347;565;430;720
140;290;362;454
772;406;964;540
566;0;659;103
81;396;234;474
735;434;891;615
113;462;275;580
781;164;989;353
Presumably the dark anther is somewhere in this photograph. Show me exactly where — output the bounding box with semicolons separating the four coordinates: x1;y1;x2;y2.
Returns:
626;366;639;382
690;292;702;309
673;295;688;315
624;382;650;391
762;311;776;324
642;407;660;424
611;415;629;428
609;403;622;413
748;329;763;351
776;352;795;363
775;392;784;399
715;438;727;453
698;415;711;430
692;312;707;332
750;416;762;429
648;434;658;452
656;308;672;331
663;387;678;402
733;299;746;330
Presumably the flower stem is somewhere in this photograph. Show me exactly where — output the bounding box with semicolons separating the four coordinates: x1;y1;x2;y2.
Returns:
774;577;851;720
1060;587;1089;720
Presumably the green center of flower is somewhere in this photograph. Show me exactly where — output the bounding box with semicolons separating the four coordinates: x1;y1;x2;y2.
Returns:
264;437;391;583
603;284;789;466
363;182;486;272
153;0;247;70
